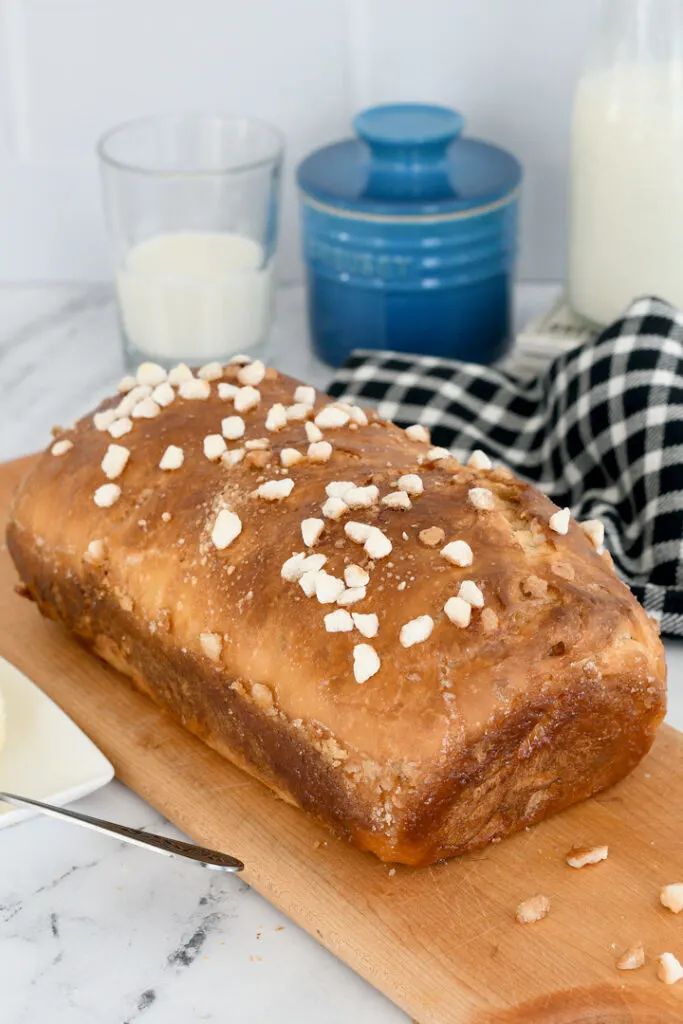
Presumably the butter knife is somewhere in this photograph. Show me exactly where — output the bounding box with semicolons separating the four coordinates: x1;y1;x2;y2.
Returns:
0;791;244;872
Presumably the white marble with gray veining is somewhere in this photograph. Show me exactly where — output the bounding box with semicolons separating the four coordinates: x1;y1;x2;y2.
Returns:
1;282;681;1024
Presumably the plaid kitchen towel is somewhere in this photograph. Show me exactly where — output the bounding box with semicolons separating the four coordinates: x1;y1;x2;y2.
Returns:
328;296;683;637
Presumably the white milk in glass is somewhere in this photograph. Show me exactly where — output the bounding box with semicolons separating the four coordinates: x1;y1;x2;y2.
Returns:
117;231;273;362
568;64;683;326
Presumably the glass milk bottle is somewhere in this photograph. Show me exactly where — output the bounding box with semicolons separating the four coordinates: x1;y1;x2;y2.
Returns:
568;0;683;326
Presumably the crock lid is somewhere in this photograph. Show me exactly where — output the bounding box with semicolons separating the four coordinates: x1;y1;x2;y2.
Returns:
297;103;522;217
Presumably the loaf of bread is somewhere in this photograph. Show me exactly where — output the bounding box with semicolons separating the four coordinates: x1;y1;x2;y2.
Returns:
6;358;666;865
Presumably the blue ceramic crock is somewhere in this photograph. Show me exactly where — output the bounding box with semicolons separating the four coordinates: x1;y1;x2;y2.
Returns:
296;104;522;367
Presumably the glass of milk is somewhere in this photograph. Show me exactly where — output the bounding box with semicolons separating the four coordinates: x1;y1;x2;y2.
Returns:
98;114;284;367
568;0;683;327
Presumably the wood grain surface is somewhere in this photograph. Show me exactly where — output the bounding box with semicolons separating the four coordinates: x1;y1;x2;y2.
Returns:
2;455;683;1023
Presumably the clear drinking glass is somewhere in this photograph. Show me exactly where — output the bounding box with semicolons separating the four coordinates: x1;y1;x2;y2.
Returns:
98;114;284;368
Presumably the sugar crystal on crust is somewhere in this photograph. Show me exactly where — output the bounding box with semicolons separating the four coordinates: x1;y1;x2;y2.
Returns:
400;615;434;647
179;379;211;401
159;445;184;471
405;424;430;443
51;439;73;456
353;644;380;683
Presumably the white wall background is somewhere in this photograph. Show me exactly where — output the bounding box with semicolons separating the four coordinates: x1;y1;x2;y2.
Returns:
0;0;594;284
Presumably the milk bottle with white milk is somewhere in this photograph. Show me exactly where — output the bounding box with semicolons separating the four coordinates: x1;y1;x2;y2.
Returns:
568;0;683;326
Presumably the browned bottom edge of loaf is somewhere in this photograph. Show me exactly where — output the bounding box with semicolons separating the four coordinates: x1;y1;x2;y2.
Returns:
8;526;666;867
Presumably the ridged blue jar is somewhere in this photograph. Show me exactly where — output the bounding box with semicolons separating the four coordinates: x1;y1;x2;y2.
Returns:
297;104;522;367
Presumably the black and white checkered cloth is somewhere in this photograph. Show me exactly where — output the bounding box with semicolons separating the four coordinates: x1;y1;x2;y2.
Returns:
328;296;683;637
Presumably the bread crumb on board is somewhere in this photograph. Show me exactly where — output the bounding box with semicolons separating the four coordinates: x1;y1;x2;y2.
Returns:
566;845;608;868
615;943;645;971
657;952;683;985
515;894;550;924
660;883;683;913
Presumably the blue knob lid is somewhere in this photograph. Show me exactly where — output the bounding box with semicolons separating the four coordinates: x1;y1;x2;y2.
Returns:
354;103;463;153
297;102;521;216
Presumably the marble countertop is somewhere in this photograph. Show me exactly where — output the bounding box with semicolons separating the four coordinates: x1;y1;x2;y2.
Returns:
2;282;681;1024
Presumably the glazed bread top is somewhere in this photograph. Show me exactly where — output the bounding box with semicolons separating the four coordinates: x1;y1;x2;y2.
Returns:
9;360;664;780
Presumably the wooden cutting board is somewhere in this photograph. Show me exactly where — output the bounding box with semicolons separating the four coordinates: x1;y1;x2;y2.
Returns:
2;455;683;1023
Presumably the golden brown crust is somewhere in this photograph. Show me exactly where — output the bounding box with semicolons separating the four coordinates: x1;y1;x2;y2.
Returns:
6;363;667;864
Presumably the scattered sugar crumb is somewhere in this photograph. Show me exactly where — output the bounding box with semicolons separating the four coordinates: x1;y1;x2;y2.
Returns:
566;845;608;869
616;943;645;971
657;952;683;985
515;894;550;924
660;883;683;913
